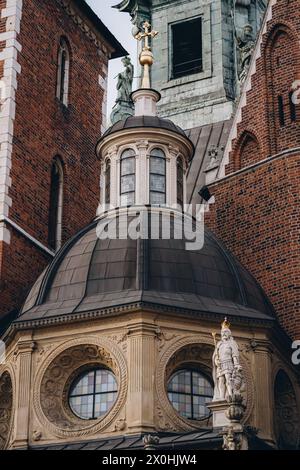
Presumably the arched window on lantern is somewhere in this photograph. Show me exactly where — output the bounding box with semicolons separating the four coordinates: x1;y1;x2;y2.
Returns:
150;148;166;205
120;149;136;206
56;37;70;106
105;159;111;205
48;158;64;251
177;157;184;209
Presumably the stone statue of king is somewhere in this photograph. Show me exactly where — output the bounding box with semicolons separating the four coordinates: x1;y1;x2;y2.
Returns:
212;318;244;401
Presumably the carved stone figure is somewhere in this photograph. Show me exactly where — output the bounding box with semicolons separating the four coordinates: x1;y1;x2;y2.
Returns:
116;56;134;103
212;318;245;401
236;24;255;82
110;56;134;124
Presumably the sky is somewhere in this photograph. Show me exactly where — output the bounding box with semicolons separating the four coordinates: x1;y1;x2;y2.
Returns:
86;0;137;123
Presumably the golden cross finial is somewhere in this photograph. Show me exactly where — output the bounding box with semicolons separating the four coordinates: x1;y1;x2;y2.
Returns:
135;22;159;88
135;21;158;50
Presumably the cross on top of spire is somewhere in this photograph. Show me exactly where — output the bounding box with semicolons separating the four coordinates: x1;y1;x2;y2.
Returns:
134;21;159;89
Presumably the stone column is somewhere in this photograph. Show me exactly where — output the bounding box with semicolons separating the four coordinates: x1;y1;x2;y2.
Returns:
108;145;118;209
127;321;157;433
12;339;35;449
136;140;149;205
252;342;275;444
168;145;179;206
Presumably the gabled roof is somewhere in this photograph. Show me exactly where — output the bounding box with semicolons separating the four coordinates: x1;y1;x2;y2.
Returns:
186;120;232;205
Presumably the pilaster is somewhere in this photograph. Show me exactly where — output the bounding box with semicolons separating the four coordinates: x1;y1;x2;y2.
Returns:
251;342;275;444
127;321;157;433
12;337;35;449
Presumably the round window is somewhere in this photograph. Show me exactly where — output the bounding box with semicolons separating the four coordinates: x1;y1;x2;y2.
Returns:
69;368;118;420
167;369;213;420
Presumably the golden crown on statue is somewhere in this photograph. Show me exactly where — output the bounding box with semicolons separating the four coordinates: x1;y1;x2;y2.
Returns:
221;317;231;330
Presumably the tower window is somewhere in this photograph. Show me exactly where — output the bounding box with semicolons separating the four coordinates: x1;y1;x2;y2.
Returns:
150;148;166;205
120;149;136;206
48;159;63;251
278;95;285;127
177;157;184;209
69;368;118;420
105;159;111;205
57;38;70;106
171;18;202;79
168;369;213;421
289;91;297;122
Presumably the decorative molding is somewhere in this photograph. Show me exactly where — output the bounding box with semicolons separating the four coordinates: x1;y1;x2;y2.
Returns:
114;418;126;432
154;335;254;431
107;332;128;354
14;300;275;332
0;372;13;450
155;328;179;353
33;337;127;439
57;0;112;57
0;0;23;245
0;215;55;256
219;0;278;177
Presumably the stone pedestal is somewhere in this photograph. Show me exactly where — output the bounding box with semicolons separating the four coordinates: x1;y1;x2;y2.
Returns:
207;400;231;428
110;100;134;125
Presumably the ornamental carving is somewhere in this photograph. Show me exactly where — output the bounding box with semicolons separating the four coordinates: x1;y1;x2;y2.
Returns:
155;335;254;431
57;0;110;55
0;372;13;450
274;370;300;449
155;329;179;352
34;337;127;438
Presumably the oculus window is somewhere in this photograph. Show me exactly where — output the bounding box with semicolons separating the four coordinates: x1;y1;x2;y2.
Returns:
69;368;118;420
171;18;203;79
168;369;213;420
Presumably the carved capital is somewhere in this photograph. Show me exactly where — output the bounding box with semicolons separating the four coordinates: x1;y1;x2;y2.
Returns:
136;139;149;150
15;341;36;355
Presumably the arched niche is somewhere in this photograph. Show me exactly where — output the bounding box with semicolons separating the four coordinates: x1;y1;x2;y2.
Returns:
274;370;300;449
0;372;13;450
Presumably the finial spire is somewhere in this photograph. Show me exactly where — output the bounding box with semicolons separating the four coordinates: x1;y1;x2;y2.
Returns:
135;21;158;89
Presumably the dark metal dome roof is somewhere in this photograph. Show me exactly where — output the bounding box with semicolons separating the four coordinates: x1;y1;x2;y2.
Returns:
101;115;188;140
17;218;275;326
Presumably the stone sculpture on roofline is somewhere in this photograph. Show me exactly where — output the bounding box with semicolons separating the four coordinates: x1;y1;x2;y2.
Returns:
208;318;250;450
110;56;135;125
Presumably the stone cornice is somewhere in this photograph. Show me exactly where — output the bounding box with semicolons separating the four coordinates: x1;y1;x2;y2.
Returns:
57;0;124;58
12;300;275;333
210;147;300;187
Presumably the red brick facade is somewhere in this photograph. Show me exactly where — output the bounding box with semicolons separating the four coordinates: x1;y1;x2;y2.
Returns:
0;0;123;320
206;0;300;339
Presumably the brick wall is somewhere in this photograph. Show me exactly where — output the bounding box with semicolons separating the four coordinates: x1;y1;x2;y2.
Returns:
206;0;300;339
0;0;110;318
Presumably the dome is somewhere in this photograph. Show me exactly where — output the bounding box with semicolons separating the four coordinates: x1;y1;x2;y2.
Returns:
17;217;275;325
101;115;188;141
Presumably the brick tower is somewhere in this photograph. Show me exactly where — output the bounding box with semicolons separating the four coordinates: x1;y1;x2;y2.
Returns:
0;0;126;326
205;0;300;340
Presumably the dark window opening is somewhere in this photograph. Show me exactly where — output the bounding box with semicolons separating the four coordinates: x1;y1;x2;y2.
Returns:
105;160;111;205
48;162;61;251
289;91;297;122
177;157;184;209
59;50;67;102
150;148;166;205
278;95;285;127
171;18;202;79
